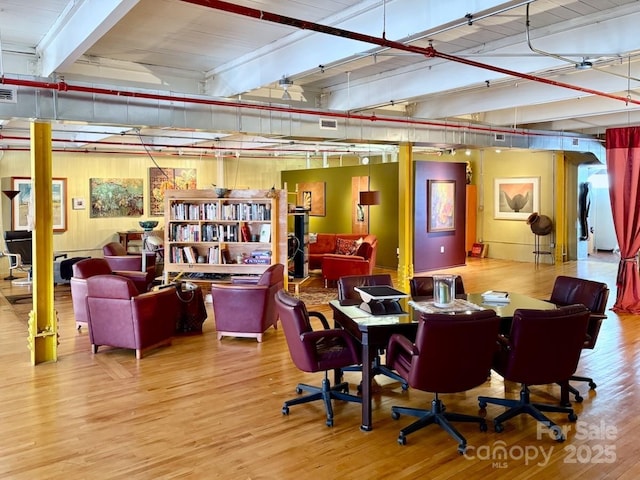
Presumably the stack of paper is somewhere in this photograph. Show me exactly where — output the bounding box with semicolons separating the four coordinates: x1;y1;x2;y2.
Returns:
481;290;510;303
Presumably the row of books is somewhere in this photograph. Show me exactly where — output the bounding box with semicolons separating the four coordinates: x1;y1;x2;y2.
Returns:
170;202;271;221
170;246;222;264
169;223;271;243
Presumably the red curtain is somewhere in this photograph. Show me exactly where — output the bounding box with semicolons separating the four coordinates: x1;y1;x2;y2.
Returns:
605;127;640;313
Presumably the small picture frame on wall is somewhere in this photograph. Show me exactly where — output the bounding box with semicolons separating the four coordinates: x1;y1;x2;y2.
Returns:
427;179;455;232
72;197;86;210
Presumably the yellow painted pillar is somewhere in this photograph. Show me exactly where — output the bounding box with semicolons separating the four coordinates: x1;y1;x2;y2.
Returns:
554;153;566;264
28;121;58;364
397;143;414;293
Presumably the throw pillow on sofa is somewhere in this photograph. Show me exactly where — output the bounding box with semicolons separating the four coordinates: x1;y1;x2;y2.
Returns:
335;237;359;255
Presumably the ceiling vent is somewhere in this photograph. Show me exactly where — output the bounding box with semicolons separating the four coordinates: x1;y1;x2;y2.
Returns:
0;87;17;104
494;133;506;142
319;118;338;130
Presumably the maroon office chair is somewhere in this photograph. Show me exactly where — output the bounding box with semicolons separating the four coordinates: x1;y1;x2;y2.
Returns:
211;263;284;342
85;274;180;358
275;289;362;427
386;310;501;453
409;275;466;301
548;275;610;403
337;274;409;390
478;304;590;441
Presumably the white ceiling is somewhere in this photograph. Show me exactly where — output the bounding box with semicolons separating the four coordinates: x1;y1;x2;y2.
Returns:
0;0;639;156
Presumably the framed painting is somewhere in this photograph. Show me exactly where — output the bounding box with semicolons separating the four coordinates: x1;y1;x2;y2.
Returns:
90;178;144;218
494;177;539;220
12;177;67;232
296;181;325;216
427;180;455;232
149;167;197;216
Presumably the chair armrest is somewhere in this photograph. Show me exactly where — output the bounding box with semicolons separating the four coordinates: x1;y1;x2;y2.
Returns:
3;252;21;268
309;311;330;329
54;252;68;260
301;328;361;360
387;333;417;359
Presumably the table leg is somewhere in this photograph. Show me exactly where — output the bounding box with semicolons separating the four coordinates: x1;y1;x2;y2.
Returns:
360;337;374;431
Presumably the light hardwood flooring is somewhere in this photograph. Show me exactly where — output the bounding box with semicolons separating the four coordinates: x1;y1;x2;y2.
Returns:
0;257;638;479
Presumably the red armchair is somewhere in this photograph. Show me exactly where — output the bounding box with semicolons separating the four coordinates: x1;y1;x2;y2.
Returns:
85;274;179;358
103;241;156;290
211;263;284;342
321;237;378;287
71;258;154;329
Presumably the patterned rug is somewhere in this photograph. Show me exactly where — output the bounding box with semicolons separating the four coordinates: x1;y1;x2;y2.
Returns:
298;287;338;307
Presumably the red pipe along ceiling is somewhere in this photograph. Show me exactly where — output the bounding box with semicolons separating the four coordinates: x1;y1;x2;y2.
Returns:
180;0;640;107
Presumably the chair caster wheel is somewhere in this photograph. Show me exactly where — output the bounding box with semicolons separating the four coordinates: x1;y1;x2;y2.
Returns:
282;406;289;415
458;445;467;455
478;400;487;409
295;387;302;394
326;418;334;427
479;421;488;432
494;423;504;433
397;434;406;445
589;381;597;389
391;411;400;420
574;394;583;403
568;412;578;422
401;383;409;391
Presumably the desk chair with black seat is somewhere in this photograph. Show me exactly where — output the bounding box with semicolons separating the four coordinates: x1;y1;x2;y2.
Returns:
275;289;362;427
409;275;465;302
478;304;590;441
337;274;409;390
548;275;610;403
386;309;501;453
3;231;34;285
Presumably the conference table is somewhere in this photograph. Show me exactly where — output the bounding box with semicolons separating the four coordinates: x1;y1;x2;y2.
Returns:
329;292;556;432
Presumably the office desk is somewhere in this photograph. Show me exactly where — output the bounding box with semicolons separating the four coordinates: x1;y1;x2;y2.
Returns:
330;293;555;432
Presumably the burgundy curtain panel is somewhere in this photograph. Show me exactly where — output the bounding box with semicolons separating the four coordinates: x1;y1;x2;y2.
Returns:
605;127;640;313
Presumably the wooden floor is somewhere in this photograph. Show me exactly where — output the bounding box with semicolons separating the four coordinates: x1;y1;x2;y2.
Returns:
1;257;638;479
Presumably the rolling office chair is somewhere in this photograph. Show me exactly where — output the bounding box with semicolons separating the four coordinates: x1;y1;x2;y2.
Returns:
478;304;590;441
275;289;362;427
337;274;409;390
386;309;501;453
548;275;610;403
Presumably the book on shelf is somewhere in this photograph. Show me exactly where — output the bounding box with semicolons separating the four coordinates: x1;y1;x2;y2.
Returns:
183;246;197;264
240;222;251;242
481;290;510;303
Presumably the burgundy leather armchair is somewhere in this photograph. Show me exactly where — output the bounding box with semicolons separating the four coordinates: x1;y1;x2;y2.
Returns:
275;289;362;427
85;274;179;359
548;275;610;403
478;304;590;441
103;241;156;290
321;238;378;287
71;258;154;329
386;310;501;453
211;263;284;342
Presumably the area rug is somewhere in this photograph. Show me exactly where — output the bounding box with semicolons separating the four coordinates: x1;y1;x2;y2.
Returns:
5;284;73;315
298;287;338;307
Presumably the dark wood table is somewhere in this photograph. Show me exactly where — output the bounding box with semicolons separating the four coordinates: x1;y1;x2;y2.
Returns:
330;292;555;431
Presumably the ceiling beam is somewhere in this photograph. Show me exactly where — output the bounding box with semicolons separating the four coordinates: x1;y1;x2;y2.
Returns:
38;0;140;77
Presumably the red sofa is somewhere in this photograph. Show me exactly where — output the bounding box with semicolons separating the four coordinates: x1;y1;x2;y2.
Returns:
308;233;378;286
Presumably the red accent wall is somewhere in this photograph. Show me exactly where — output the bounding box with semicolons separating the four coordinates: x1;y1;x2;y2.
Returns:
414;161;467;273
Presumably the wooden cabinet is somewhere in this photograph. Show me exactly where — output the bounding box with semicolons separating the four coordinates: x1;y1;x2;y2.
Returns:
163;188;287;281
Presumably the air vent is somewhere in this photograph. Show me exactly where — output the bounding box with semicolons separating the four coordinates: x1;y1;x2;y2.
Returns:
494;133;506;142
0;87;17;104
319;118;338;130
572;138;579;146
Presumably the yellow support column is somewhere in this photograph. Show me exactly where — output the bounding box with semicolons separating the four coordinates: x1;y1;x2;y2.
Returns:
28;121;58;364
397;143;414;293
554;153;566;264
